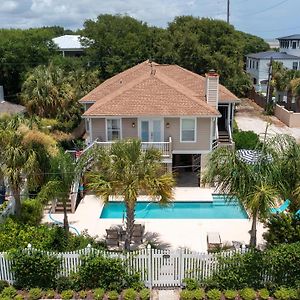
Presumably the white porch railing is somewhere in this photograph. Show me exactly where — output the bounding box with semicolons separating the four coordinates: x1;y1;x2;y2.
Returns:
89;137;172;158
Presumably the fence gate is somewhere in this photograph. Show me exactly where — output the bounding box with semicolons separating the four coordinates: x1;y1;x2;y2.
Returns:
151;249;181;287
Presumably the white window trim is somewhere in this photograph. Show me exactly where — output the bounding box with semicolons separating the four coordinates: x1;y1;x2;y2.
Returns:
138;118;164;142
180;117;197;143
105;118;122;141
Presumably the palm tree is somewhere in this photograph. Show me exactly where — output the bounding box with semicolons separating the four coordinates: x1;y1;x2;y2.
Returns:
85;139;175;250
40;151;76;232
0;118;57;216
202;145;278;248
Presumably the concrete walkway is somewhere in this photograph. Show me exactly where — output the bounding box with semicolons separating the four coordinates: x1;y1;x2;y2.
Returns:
152;289;180;300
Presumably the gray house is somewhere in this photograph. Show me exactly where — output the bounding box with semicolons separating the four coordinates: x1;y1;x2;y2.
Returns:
79;61;239;186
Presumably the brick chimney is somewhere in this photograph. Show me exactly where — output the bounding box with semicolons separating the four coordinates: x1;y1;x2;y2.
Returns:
205;70;219;108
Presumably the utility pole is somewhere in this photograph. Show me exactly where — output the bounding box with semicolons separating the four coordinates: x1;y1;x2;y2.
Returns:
266;57;273;105
227;0;230;24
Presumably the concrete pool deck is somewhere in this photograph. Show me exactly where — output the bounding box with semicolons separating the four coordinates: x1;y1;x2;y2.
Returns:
43;191;266;252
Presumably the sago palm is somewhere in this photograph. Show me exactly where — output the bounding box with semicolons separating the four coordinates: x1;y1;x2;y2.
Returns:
85;139;175;250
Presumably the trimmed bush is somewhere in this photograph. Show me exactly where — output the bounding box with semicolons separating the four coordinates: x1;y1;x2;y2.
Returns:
9;249;60;289
193;288;206;300
56;276;73;293
258;288;269;300
93;288;105;300
44;289;55;299
123;288;137;300
239;288;256;300
107;290;119;300
28;288;42;300
139;288;150;300
19;199;43;225
14;295;24;300
0;280;9;293
183;278;199;290
61;289;74;300
274;287;298;300
207;289;222;300
78;254;140;290
180;290;194;300
0;286;17;298
78;290;88;299
224;289;238;299
233;130;261;150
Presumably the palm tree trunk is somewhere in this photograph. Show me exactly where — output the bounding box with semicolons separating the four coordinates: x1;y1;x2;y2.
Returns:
63;200;69;233
124;201;135;251
12;186;21;217
249;211;257;248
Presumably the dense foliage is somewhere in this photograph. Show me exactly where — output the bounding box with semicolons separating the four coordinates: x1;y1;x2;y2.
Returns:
233;130;261;150
0;218;103;252
9;250;60;289
263;213;300;247
209;242;300;289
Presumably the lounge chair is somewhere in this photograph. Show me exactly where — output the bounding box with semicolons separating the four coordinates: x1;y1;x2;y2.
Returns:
105;228;120;250
270;199;290;214
207;232;222;251
295;209;300;217
130;223;145;245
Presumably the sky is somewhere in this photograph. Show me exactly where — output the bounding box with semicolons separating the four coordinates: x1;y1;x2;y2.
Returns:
0;0;299;39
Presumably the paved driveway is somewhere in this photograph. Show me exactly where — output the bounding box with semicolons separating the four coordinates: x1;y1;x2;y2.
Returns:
235;99;300;142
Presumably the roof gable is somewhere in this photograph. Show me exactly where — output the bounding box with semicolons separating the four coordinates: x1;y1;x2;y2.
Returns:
81;60;238;117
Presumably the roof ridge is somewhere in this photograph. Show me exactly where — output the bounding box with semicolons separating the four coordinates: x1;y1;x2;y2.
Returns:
80;60;150;102
154;69;218;115
84;71;152;116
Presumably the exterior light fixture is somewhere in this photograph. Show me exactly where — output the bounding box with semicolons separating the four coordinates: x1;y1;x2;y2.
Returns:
166;122;170;128
132;122;136;128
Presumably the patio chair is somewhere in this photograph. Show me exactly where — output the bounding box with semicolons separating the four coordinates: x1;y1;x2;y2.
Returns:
105;228;120;250
131;223;145;245
207;232;222;251
295;209;300;217
270;199;290;214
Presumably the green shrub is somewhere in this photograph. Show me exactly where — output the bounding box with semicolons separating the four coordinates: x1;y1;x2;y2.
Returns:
274;287;298;300
258;288;269;300
14;295;24;300
44;289;55;299
183;278;199;290
239;288;256;300
0;286;17;298
56;276;73;293
233;130;261;150
93;288;105;300
193;288;206;300
107;290;119;300
206;289;222;300
123;288;137;300
224;289;238;299
9;249;60;289
19;199;43;225
0;280;9;293
139;288;150;300
78;290;88;299
28;287;43;300
78;254;139;290
180;290;194;300
61;289;74;300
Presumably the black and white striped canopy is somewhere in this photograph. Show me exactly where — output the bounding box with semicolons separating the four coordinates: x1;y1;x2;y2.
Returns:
237;149;272;165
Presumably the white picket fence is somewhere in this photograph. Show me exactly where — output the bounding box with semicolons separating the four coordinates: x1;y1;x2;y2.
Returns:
0;245;247;288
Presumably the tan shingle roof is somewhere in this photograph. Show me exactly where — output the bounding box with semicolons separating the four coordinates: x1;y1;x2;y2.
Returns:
81;61;238;117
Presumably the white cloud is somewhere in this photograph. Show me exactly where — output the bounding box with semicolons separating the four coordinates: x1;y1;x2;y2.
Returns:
0;1;19;13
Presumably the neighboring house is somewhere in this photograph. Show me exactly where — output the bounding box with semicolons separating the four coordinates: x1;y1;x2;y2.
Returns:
52;35;85;57
0;86;26;115
246;34;300;92
79;61;239;186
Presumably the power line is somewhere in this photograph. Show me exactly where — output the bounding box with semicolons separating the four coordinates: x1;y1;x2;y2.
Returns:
238;0;290;17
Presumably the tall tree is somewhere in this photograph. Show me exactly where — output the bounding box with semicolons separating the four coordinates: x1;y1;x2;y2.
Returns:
85;139;175;250
202;144;278;248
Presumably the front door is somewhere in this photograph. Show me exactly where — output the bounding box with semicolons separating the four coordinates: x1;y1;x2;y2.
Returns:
140;119;163;142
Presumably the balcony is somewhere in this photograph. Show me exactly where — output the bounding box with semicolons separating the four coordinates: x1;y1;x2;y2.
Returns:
82;137;172;158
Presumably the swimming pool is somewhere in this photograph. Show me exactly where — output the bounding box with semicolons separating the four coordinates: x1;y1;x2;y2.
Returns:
100;195;248;219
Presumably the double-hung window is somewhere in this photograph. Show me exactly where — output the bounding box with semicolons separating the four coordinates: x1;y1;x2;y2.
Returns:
181;118;196;142
293;62;298;70
106;119;121;141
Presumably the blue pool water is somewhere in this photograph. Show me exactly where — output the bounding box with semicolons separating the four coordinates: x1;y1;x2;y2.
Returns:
100;195;248;219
